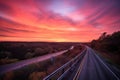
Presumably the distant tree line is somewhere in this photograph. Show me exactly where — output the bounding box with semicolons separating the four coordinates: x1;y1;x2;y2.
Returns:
91;31;120;54
0;42;79;65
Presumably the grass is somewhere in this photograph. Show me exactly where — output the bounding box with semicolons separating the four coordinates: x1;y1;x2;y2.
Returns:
1;45;84;80
94;50;120;69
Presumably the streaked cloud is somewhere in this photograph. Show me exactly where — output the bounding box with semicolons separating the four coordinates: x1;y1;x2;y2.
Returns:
0;0;120;42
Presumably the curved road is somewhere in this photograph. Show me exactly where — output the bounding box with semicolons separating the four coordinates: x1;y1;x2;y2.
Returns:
43;46;120;80
0;49;68;75
73;46;120;80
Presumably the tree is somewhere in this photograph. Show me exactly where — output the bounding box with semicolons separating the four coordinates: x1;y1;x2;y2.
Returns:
28;72;46;80
98;32;107;40
25;52;34;59
0;51;11;59
34;48;45;56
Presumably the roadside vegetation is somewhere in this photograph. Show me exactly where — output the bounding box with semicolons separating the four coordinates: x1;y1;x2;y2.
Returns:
0;44;84;80
0;42;79;65
90;31;120;66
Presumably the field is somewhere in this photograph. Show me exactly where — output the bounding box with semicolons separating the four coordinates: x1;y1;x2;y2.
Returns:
0;42;84;80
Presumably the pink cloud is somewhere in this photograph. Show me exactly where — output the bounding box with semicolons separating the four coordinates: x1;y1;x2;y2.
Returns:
0;0;120;42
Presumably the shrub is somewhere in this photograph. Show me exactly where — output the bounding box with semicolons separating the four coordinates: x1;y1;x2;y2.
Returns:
28;72;46;80
3;71;14;80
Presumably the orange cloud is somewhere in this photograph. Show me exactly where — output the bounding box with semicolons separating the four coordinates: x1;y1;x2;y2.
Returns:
0;0;120;42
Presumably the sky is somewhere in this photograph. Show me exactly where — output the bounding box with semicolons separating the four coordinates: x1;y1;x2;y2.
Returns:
0;0;120;42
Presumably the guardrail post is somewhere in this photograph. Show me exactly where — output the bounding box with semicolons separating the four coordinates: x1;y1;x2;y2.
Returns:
43;48;86;80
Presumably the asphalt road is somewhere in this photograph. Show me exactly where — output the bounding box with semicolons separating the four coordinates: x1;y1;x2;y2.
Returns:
1;45;120;80
0;50;68;75
74;47;120;80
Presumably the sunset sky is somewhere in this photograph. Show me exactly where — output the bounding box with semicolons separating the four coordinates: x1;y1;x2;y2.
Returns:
0;0;120;42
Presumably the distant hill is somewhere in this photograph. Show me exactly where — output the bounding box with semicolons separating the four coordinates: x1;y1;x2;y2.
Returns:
91;31;120;54
91;31;120;65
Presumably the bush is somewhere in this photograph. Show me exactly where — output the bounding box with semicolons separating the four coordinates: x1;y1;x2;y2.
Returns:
25;52;34;59
0;58;18;65
28;72;46;80
3;71;14;80
91;31;120;54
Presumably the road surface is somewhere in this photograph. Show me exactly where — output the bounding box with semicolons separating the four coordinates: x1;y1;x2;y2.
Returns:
0;50;68;75
73;46;120;80
44;46;120;80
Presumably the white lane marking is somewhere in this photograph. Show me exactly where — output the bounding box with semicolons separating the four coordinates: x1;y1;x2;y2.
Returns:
90;48;120;80
73;49;88;80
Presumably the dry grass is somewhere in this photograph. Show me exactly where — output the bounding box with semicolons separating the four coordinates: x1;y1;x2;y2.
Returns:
0;59;18;65
3;71;14;80
95;50;120;67
28;72;46;80
1;45;84;80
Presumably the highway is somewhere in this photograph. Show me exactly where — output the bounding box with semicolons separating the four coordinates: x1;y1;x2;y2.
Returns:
73;46;120;80
0;49;68;75
44;46;120;80
1;45;120;80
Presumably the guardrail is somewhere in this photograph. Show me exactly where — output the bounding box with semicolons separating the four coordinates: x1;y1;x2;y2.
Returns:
43;48;86;80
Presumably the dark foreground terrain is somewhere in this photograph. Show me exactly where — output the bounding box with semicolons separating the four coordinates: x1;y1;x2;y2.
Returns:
91;31;120;66
0;31;120;80
0;42;83;80
0;42;81;65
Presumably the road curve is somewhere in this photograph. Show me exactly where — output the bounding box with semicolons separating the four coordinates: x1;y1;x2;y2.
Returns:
74;46;120;80
0;50;68;75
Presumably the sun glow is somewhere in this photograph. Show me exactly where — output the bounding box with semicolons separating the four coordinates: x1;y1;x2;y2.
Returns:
0;0;120;42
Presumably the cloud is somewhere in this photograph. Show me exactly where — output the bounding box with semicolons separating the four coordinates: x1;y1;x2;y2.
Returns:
0;0;120;42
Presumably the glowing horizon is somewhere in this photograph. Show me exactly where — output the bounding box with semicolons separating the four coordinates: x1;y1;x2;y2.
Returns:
0;0;120;42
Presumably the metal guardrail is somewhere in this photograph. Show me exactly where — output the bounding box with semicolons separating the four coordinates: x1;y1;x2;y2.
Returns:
57;59;79;80
43;48;86;80
73;51;88;80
